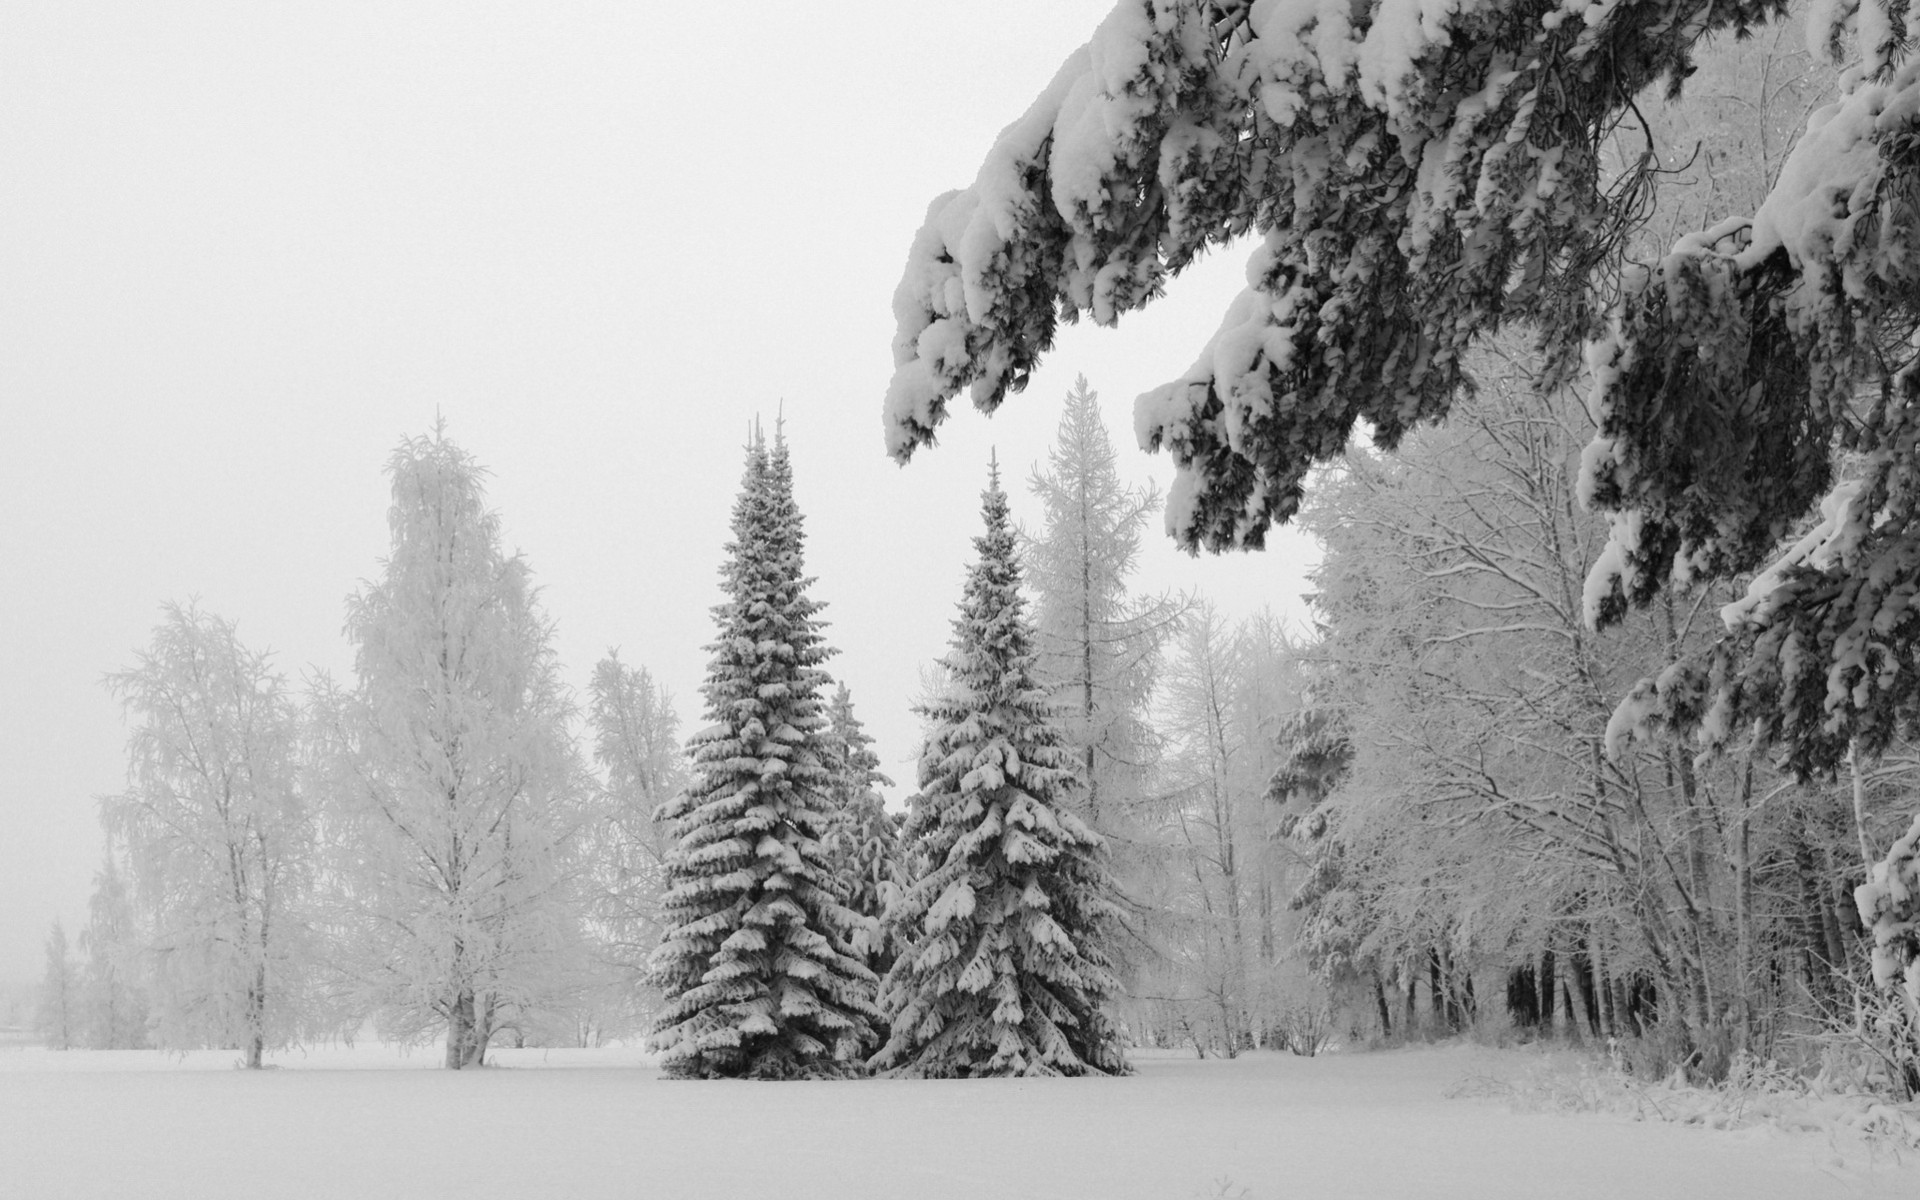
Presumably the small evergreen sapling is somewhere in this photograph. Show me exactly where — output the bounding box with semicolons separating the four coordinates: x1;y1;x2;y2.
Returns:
873;459;1128;1078
649;429;879;1079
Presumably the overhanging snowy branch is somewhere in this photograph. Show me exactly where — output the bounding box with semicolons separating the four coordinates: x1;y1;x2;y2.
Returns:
887;0;1787;550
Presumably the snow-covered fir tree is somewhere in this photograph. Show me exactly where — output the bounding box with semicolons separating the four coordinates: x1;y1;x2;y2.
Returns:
873;459;1128;1078
326;426;588;1069
649;427;879;1079
820;683;904;976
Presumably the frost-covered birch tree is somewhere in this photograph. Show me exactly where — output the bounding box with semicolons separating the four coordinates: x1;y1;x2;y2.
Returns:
101;601;311;1068
874;461;1128;1078
327;427;588;1069
649;429;879;1079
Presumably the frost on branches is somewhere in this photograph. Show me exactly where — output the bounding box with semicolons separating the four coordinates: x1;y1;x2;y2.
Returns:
872;462;1128;1078
579;651;686;1035
103;601;311;1068
649;431;880;1080
889;0;1920;1021
1588;40;1920;771
1859;807;1920;1013
329;428;587;1070
885;0;1784;550
1581;11;1920;1006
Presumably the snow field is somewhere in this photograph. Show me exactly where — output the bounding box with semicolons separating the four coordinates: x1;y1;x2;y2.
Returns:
1;1044;1915;1199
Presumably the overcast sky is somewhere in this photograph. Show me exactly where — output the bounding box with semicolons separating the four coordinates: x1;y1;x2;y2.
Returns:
0;0;1316;987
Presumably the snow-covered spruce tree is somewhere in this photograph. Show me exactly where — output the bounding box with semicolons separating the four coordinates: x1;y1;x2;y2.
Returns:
820;683;904;976
329;426;588;1069
873;460;1127;1078
649;429;879;1079
102;601;311;1068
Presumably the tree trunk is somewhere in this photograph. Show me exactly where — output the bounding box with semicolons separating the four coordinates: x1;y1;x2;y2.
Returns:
1792;835;1840;994
245;956;267;1069
1732;774;1754;1055
1849;741;1875;874
446;985;475;1069
1258;880;1275;964
1078;466;1098;825
1539;947;1557;1033
1507;964;1539;1031
473;992;496;1064
1590;932;1615;1039
1560;975;1588;1046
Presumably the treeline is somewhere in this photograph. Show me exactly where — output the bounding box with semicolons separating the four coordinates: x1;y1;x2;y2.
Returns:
31;382;1326;1077
40;379;1916;1089
33;425;897;1067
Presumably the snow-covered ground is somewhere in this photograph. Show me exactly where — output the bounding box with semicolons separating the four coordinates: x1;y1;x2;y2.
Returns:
0;1043;1914;1199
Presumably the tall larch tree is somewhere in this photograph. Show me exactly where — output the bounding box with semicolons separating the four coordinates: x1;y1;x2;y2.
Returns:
873;459;1128;1078
329;426;588;1069
1024;376;1180;831
649;428;879;1079
102;601;311;1068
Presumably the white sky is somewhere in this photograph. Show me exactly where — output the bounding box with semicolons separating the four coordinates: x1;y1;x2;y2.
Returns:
0;0;1317;986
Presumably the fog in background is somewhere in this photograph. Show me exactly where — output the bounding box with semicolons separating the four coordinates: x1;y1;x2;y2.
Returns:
0;1;1315;987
